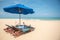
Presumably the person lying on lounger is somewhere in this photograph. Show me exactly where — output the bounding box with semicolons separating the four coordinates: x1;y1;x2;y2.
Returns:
15;22;32;32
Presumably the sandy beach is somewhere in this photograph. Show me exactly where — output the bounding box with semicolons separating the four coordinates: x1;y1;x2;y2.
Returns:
0;19;60;40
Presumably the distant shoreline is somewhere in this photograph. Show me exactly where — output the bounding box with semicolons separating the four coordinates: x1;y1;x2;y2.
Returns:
0;17;60;20
0;18;60;20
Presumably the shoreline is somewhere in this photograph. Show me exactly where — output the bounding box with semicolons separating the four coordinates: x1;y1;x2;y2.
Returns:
0;17;60;20
0;19;60;21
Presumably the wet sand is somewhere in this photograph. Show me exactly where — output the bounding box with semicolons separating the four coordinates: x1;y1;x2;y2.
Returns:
0;19;60;40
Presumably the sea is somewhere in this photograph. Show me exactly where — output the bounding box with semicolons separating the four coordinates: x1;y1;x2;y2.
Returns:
0;17;60;20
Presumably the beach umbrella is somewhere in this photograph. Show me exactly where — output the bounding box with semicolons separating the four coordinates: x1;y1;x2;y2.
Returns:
3;4;34;25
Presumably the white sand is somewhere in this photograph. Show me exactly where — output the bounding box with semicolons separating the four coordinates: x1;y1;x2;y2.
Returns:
0;19;60;40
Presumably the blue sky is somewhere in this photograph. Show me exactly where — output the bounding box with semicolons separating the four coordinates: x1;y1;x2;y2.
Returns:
0;0;60;18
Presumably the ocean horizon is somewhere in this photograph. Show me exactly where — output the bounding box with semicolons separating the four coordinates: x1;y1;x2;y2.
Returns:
0;17;60;20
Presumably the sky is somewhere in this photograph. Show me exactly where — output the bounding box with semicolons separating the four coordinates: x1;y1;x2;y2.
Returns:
0;0;60;18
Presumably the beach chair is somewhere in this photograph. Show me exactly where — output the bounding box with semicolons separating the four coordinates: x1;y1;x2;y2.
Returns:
4;23;34;37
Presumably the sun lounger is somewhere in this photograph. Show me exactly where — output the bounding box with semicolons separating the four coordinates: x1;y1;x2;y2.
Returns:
4;24;34;37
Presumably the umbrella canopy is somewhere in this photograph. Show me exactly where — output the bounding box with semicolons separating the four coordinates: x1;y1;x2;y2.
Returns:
3;4;34;15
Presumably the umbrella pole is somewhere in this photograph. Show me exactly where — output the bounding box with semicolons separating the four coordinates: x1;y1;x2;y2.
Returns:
19;14;21;25
19;8;22;25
